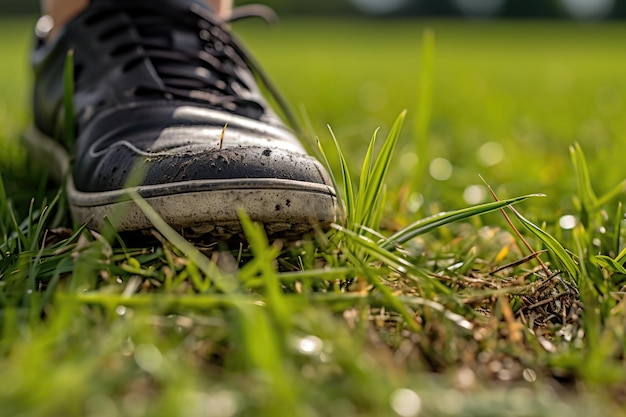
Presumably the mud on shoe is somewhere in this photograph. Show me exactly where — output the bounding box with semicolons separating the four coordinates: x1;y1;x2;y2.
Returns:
26;0;337;239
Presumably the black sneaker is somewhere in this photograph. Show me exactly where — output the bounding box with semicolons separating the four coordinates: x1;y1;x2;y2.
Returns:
26;0;337;239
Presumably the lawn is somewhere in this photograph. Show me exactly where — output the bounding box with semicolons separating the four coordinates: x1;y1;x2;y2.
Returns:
1;16;626;416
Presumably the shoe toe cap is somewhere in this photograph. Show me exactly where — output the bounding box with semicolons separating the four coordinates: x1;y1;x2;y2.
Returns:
75;138;331;194
72;104;334;196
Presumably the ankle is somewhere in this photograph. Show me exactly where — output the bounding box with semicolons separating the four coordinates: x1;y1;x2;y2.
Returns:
206;0;233;19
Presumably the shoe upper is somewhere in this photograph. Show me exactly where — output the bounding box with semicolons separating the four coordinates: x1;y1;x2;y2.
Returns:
32;0;332;194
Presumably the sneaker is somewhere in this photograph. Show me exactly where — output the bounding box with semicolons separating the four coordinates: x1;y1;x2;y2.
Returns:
26;0;337;239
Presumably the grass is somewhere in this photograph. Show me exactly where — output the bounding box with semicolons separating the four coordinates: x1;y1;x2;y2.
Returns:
1;16;626;416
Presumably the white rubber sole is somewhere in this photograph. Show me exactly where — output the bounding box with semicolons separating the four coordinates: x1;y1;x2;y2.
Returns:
24;126;338;238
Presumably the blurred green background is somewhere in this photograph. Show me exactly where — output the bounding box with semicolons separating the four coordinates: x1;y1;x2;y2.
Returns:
2;0;626;18
1;4;625;224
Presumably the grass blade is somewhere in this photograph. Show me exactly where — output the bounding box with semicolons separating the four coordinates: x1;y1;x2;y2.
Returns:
359;128;378;192
614;201;622;258
614;246;626;265
414;28;435;188
0;173;8;239
326;126;355;227
335;237;421;331
382;194;543;250
334;224;451;295
594;255;626;274
594;179;626;210
356;127;379;217
510;207;579;282
238;210;290;330
63;50;75;149
570;143;598;225
129;191;235;293
357;110;406;229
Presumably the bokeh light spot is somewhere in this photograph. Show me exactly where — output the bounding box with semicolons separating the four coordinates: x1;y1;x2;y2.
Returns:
477;141;504;167
390;388;422;417
408;193;424;213
559;215;577;230
297;335;324;356
429;158;453;181
463;185;487;204
400;152;418;171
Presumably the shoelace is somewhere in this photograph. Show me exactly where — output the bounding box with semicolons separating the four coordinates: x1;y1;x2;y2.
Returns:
105;2;300;129
203;3;300;130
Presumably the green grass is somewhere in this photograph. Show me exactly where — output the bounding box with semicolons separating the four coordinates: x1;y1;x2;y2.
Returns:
239;19;626;216
1;16;626;416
